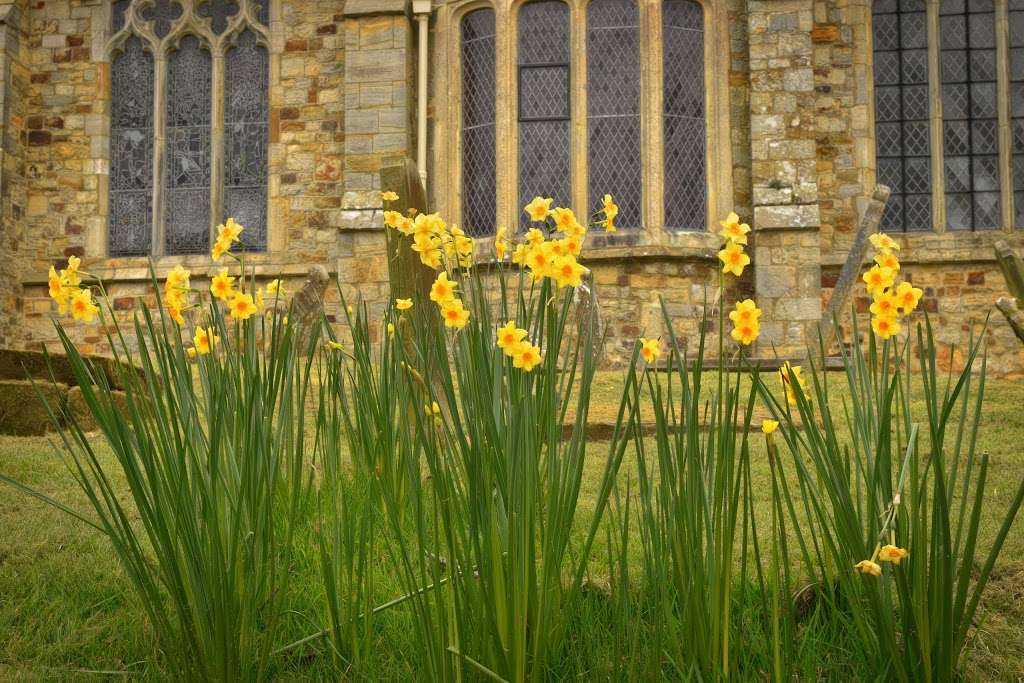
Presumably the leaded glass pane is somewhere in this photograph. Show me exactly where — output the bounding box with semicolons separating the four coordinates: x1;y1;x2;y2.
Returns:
587;0;640;229
940;0;1000;229
225;30;268;250
109;36;154;256
199;0;240;34
165;35;212;254
518;1;571;229
873;0;932;231
461;9;496;236
663;0;706;231
255;0;269;25
142;0;183;38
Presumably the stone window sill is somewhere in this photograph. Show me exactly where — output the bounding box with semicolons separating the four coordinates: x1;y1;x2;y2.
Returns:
822;229;1024;267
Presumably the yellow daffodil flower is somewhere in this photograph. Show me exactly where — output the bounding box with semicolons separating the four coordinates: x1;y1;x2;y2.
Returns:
430;271;458;304
266;279;285;296
731;320;760;346
779;363;806;406
874;251;900;272
396;298;413;310
495;226;510;259
217;218;244;244
551;207;577;233
381;190;399;202
383;210;402;228
496;320;528;355
854;559;882;576
761;419;779;434
862;265;896;297
552;254;587;289
525;228;545;246
326;340;345;351
524;196;553;222
719;211;751;245
602;194;619;233
229;292;258;321
440;298;470;329
192;326;218;355
718;241;751;277
639;337;661;364
894;281;923;313
387;322;395;336
69;288;99;322
166;300;186;327
211;238;230;261
512;341;542;372
869;232;900;253
210;269;236;301
729;299;762;325
871;314;901;340
869;291;898;318
878;545;908;564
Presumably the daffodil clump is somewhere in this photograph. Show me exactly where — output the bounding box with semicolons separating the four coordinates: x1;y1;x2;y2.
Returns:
719;212;762;347
862;232;923;340
47;255;99;323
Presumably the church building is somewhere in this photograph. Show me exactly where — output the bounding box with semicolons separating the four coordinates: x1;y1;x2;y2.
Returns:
0;0;1021;374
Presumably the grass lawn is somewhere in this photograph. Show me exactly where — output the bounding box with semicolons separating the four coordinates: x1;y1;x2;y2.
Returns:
1;372;1023;680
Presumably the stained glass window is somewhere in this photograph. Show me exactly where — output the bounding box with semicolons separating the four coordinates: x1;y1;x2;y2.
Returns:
940;0;999;230
518;1;571;230
107;1;269;256
662;0;706;231
587;0;641;229
461;9;497;237
225;30;268;251
109;36;154;256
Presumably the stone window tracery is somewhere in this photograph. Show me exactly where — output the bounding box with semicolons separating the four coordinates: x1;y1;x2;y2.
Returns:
106;0;270;257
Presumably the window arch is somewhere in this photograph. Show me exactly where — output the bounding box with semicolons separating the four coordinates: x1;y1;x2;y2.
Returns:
106;0;270;257
871;0;1021;232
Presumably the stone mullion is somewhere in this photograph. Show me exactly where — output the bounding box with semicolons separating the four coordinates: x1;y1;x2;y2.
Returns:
927;0;946;233
644;0;663;238
211;49;225;244
997;0;1014;232
495;4;514;232
152;51;168;257
571;0;587;219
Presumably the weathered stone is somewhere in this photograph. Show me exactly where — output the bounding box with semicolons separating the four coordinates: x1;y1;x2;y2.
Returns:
754;204;821;229
0;380;66;436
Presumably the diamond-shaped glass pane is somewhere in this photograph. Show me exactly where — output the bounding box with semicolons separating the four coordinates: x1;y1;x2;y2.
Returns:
518;1;569;65
519;66;569;119
663;0;705;230
112;0;130;32
461;8;496;236
109;36;154;256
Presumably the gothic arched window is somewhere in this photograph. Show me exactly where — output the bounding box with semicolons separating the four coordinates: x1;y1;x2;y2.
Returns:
107;0;269;257
453;0;721;237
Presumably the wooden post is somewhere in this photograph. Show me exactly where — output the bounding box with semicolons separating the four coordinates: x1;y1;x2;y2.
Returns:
380;159;435;312
809;184;891;356
994;240;1024;344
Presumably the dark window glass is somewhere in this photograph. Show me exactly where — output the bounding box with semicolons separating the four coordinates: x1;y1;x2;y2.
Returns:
873;0;933;232
112;0;131;33
142;0;183;38
588;0;641;229
165;35;212;255
1010;0;1024;226
109;36;154;256
941;0;1000;230
199;0;240;34
663;0;706;230
518;1;571;229
461;9;497;236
